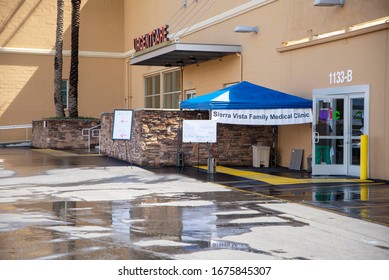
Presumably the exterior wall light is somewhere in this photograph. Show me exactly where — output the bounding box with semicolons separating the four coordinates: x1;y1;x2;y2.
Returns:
234;26;258;33
313;0;344;7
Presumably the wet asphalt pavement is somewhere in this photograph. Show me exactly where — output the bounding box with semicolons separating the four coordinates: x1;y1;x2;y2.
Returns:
153;163;389;227
189;168;389;226
0;147;388;260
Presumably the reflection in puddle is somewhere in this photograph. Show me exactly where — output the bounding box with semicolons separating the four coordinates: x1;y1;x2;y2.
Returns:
313;187;362;202
226;180;389;224
0;191;306;259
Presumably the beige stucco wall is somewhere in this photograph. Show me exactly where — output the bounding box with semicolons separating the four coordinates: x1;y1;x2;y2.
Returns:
386;28;389;181
0;0;124;51
124;0;275;108
282;0;389;41
183;54;241;94
0;54;55;123
278;29;389;178
124;0;250;51
0;54;124;119
277;0;389;177
0;0;125;141
0;0;67;49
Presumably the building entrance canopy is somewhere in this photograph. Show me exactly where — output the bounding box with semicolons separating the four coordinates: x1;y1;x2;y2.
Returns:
129;42;242;67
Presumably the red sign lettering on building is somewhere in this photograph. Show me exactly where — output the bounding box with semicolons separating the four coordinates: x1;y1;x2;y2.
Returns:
133;25;169;52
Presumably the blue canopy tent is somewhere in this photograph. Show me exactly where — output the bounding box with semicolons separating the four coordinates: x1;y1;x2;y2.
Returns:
180;81;312;126
179;81;313;169
180;81;312;110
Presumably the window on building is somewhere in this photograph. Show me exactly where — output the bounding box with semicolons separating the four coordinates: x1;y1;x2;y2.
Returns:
61;80;68;109
163;70;181;109
144;69;181;109
185;89;196;100
145;74;161;108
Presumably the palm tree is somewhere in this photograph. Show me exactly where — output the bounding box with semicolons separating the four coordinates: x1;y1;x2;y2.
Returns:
53;0;65;117
68;0;81;118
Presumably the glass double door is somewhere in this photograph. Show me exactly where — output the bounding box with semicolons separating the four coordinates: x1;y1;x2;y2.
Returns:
312;94;366;176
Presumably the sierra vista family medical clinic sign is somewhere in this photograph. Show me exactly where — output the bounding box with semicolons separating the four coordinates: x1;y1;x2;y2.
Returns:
211;108;312;125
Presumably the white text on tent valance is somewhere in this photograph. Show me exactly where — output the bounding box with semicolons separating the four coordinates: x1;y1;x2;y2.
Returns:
211;108;312;125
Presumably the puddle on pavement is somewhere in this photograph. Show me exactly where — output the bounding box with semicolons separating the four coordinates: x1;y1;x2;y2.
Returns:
0;147;127;177
0;191;307;260
225;180;389;225
2;148;388;260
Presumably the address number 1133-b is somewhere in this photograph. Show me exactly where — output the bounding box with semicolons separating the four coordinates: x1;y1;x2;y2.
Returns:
329;69;353;84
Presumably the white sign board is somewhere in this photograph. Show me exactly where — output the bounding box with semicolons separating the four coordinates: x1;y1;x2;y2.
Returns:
212;108;312;125
183;120;217;143
112;109;133;140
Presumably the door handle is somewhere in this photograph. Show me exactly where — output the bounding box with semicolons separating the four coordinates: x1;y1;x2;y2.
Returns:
313;132;319;144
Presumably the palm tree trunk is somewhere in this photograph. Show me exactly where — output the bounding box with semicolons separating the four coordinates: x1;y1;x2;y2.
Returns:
68;0;81;118
54;0;65;117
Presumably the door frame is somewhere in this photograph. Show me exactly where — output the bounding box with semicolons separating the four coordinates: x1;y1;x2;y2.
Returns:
312;85;370;177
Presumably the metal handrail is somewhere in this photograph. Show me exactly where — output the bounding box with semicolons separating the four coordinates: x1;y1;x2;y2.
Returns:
0;124;32;144
0;124;32;129
82;124;102;153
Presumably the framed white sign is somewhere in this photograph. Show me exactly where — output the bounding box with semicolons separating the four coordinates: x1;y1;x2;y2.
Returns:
183;120;217;143
112;109;133;140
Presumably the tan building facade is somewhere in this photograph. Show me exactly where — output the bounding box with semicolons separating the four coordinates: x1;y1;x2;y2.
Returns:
0;0;125;136
1;0;389;180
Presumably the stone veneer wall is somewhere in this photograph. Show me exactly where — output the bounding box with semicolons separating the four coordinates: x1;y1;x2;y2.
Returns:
100;109;275;167
32;119;100;149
